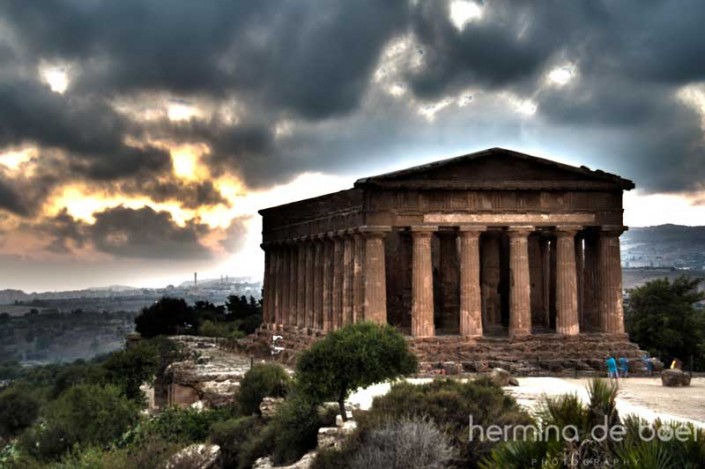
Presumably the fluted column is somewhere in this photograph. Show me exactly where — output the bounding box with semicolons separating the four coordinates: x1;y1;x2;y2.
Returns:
313;237;324;330
304;239;315;329
411;226;436;337
288;243;297;327
598;227;625;334
279;245;290;329
583;234;599;332
508;227;533;338
459;226;484;337
361;226;390;325
342;232;354;326
555;227;580;335
332;233;344;330
261;244;273;329
352;232;364;323
297;240;306;329
322;236;334;332
274;245;284;329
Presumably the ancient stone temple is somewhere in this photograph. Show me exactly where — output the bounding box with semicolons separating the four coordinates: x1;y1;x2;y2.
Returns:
257;148;644;372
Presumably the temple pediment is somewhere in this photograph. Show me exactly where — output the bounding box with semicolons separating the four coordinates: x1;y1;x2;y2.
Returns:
355;148;634;191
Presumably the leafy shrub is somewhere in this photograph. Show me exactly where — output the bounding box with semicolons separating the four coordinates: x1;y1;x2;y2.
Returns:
237;363;290;415
20;384;139;461
269;396;324;465
139;405;236;445
236;423;276;469
0;384;41;438
350;418;454;469
363;378;532;467
210;416;263;468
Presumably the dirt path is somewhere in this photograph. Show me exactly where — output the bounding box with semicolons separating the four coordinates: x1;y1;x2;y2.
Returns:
505;377;705;427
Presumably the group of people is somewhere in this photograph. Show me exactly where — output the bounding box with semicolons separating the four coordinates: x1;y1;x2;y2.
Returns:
605;355;631;381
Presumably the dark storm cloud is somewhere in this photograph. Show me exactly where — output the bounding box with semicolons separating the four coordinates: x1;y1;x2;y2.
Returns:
0;78;171;180
118;178;229;210
89;206;211;260
2;0;705;210
1;0;408;118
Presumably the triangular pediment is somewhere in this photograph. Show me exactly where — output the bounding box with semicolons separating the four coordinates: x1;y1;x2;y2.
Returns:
355;148;634;191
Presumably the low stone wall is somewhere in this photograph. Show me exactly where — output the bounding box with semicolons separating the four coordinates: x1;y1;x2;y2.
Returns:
244;327;647;376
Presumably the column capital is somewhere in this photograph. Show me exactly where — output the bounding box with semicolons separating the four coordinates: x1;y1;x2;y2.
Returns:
459;225;487;233
359;225;391;232
600;225;627;236
410;225;437;238
507;226;534;237
555;225;581;237
359;225;392;238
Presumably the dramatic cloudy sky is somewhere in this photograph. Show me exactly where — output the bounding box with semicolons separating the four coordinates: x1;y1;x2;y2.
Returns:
1;0;705;291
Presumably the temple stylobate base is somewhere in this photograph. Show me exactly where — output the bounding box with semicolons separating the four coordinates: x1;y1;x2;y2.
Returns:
242;327;648;375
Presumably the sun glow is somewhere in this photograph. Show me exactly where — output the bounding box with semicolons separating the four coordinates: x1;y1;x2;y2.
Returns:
0;147;37;171
39;65;70;94
547;65;576;86
449;0;483;30
170;143;211;181
167;101;201;121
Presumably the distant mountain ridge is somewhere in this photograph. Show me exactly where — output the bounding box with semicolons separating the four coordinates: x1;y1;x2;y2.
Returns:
622;224;705;270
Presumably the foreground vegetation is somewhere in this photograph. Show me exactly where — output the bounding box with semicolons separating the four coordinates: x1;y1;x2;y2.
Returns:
1;307;704;468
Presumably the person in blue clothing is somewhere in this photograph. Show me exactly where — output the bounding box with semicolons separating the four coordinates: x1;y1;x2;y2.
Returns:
642;353;654;377
605;355;619;383
618;356;629;378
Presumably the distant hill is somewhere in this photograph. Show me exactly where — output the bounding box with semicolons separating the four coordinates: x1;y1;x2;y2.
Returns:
622;224;705;270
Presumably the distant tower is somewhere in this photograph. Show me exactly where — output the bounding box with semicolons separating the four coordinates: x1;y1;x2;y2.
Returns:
194;272;198;288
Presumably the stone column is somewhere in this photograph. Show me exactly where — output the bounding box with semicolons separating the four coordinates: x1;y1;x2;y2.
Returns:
332;233;344;330
313;238;324;331
352;232;365;322
508;227;533;338
540;237;551;329
598;227;625;334
575;234;585;331
459;226;484;337
305;238;315;330
288;243;298;327
361;226;391;325
437;230;459;333
297;240;306;329
274;245;283;329
342;232;354;326
279;245;290;329
261;244;273;329
583;233;599;332
555;227;580;336
411;226;436;337
322;236;334;332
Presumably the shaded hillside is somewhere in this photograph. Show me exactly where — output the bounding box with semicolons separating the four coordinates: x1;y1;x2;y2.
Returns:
621;224;705;270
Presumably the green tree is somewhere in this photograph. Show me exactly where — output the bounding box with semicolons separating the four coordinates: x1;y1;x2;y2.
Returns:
296;322;417;421
0;384;41;438
625;276;705;369
134;297;197;338
20;384;139;461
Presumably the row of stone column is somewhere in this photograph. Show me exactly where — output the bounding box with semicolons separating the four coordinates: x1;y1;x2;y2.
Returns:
262;224;625;339
261;226;390;332
408;225;625;338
